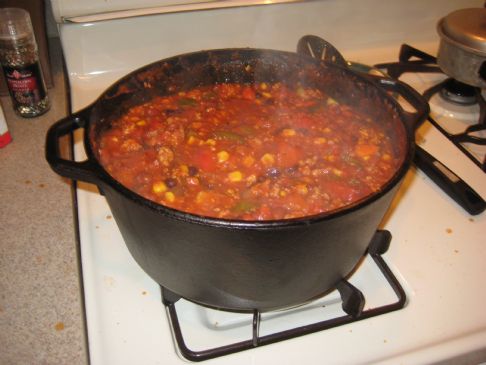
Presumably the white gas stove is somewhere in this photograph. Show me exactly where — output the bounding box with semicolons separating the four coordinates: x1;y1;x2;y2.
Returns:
52;0;486;364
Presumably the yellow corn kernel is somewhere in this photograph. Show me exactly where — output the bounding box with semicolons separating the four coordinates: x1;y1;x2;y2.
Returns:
296;184;308;195
279;190;287;197
217;150;229;162
327;97;338;106
261;92;272;98
382;153;392;161
314;137;327;144
196;191;206;203
179;165;189;175
228;171;243;182
281;128;296;137
260;153;275;166
164;191;175;202
136;120;147;126
152;182;167;194
333;168;343;177
187;135;197;145
260;82;268;90
204;138;216;146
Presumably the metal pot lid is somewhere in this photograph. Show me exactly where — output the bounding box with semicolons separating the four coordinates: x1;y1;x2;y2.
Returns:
438;8;486;55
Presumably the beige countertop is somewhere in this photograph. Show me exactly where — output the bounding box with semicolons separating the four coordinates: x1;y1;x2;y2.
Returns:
0;38;88;365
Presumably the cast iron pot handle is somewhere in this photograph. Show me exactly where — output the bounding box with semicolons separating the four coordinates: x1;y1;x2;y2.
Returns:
45;112;100;185
368;76;485;215
370;75;430;132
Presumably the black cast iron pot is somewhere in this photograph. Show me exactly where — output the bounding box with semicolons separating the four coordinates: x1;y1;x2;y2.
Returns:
46;37;428;312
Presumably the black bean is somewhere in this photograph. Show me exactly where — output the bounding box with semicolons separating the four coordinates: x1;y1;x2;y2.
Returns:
266;167;281;178
164;109;178;116
285;166;297;175
164;177;178;188
188;166;198;176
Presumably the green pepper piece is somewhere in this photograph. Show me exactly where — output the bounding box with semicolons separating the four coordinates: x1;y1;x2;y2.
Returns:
232;200;259;213
213;130;244;142
178;97;197;107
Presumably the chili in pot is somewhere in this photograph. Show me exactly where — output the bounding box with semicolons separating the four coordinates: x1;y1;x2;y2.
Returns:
97;82;402;220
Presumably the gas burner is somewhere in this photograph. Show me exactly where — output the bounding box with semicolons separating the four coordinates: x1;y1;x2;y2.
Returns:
422;78;486;162
375;44;486;172
439;78;478;106
423;77;484;112
162;230;405;362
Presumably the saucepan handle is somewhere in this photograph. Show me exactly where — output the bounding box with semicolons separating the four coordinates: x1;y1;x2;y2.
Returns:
414;145;486;215
45;111;100;185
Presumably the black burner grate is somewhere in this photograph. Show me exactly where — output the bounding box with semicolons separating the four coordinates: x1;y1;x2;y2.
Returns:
375;44;486;172
161;230;406;362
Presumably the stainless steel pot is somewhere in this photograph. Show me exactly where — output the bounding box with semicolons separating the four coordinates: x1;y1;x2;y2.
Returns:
437;8;486;88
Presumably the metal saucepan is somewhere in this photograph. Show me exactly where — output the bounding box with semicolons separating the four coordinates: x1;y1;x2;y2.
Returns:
437;8;486;88
46;36;428;311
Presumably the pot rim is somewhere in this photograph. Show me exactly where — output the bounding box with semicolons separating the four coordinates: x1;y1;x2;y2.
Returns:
83;47;415;229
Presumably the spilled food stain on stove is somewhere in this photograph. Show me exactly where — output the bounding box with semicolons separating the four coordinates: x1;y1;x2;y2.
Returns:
103;276;116;290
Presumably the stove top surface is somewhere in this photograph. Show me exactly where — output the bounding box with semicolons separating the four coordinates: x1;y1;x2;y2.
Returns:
58;1;486;364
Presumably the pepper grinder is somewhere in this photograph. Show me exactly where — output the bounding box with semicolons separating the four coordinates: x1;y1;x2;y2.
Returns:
0;7;50;117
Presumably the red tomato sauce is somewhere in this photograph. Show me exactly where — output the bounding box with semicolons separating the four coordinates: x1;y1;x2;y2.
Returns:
96;82;403;220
